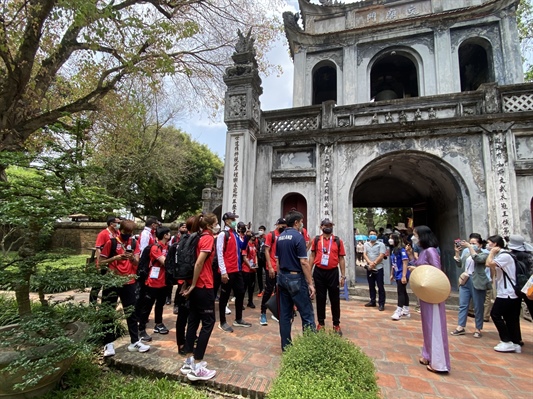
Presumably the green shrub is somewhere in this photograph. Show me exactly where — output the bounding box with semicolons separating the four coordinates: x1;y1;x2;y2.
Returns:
267;330;379;399
43;354;209;399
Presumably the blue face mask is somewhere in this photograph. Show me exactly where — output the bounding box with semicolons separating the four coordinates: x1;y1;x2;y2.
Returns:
369;234;377;241
472;245;479;251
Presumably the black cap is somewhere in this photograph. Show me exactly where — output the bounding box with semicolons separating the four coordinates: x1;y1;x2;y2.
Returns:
275;218;287;225
320;218;335;226
222;212;239;221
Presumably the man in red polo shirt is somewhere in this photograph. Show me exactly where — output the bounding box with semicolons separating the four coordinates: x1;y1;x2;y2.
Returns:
309;218;346;336
137;226;171;342
259;217;287;326
89;216;120;304
99;219;149;356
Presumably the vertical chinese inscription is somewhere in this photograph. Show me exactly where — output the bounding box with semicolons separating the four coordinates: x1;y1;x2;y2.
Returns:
232;136;240;213
323;145;332;218
491;133;511;237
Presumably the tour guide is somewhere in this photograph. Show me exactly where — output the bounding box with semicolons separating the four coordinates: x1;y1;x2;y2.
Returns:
275;211;316;351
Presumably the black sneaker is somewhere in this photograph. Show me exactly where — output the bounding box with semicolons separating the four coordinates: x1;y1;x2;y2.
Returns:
173;305;179;315
364;302;377;307
247;302;256;309
233;319;252;328
165;297;171;305
378;305;385;311
218;322;234;333
154;323;169;334
139;330;152;342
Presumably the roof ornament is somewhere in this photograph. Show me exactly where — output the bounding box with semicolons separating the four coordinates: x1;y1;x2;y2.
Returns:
319;0;343;5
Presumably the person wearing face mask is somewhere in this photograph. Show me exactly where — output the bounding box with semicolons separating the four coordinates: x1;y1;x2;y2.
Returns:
260;218;287;325
406;225;450;373
167;222;191;309
309;218;346;335
485;235;522;353
450;235;491;338
180;213;219;381
389;233;411;320
242;235;258;309
363;229;387;310
99;219;150;357
256;226;267;297
90;216;121;304
216;212;252;332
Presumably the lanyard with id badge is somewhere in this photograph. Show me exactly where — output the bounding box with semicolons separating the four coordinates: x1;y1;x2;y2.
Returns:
320;236;333;267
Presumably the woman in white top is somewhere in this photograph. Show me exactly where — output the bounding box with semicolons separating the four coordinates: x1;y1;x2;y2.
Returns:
485;235;522;353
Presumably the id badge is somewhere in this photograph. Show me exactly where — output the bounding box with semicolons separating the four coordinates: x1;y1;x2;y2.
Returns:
320;254;330;267
149;266;160;279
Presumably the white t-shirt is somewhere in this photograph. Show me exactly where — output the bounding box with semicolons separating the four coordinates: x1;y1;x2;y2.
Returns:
493;250;518;299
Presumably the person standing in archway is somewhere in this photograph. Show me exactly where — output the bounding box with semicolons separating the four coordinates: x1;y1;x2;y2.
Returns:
363;229;387;311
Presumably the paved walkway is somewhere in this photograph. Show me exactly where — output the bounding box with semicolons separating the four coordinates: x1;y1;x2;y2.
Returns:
104;287;533;399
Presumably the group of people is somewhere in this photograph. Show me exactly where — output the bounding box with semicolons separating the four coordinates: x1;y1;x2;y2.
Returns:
359;223;533;374
91;210;349;380
92;213;532;380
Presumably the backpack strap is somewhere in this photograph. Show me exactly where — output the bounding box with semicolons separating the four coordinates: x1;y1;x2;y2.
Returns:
312;235;341;252
313;235;320;253
109;237;118;259
223;230;230;253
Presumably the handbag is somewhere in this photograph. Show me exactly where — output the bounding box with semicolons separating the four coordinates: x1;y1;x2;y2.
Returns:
522;274;533;300
266;289;279;320
458;272;470;286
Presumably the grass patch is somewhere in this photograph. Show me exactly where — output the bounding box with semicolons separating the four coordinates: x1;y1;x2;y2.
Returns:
43;354;210;399
267;330;379;399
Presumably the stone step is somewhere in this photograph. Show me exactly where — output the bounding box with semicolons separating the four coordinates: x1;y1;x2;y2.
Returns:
346;282;459;310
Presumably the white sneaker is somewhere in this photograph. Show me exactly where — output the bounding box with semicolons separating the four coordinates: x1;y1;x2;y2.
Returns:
127;340;150;353
187;365;216;381
225;306;231;315
514;344;522;353
271;315;279;322
402;306;411;318
103;343;115;357
493;341;516;352
180;360;207;375
230;297;236;303
391;307;402;321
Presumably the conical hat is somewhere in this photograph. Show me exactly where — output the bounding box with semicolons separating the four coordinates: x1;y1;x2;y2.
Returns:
409;265;451;304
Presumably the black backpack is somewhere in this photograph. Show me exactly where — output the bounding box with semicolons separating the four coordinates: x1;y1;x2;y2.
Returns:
137;243;158;284
502;252;530;298
172;232;201;280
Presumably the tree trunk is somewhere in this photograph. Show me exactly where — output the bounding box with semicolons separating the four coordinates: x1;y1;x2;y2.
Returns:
15;278;32;316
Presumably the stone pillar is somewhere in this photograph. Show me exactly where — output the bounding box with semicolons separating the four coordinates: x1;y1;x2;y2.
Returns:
223;30;262;224
343;44;357;105
484;122;517;237
499;6;524;84
433;24;455;94
293;47;307;107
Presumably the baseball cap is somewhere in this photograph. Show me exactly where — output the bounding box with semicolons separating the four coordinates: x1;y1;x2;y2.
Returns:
222;212;239;221
320;218;335;226
275;218;287;225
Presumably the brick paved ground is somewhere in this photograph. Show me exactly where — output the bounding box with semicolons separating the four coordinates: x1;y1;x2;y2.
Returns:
103;286;532;399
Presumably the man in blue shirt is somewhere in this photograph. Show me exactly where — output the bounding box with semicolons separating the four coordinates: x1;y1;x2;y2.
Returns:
275;211;316;351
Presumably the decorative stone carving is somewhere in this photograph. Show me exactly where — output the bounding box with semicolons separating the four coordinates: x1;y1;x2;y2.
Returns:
319;0;344;6
231;136;240;214
385;112;393;122
337;115;351;127
235;28;255;55
275;150;315;170
489;132;512;237
429;108;436;119
228;94;247;119
371;113;379;124
414;109;422;121
399;110;408;124
321;144;333;218
503;93;533;112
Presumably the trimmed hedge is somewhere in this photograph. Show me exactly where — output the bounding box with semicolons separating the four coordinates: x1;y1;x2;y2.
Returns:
267;329;379;399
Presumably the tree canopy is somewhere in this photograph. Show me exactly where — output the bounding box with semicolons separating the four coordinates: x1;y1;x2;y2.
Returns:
518;0;533;81
0;0;283;153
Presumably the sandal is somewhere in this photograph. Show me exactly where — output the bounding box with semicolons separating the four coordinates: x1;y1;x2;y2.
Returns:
450;328;466;336
419;358;429;365
427;365;449;374
473;331;482;338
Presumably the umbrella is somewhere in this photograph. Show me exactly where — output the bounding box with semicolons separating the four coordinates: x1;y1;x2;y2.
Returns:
355;235;368;241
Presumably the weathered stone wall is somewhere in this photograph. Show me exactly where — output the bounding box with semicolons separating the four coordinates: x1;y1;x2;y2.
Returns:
51;223;109;255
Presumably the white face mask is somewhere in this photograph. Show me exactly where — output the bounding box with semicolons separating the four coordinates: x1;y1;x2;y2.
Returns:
212;224;221;234
411;236;419;246
388;238;395;246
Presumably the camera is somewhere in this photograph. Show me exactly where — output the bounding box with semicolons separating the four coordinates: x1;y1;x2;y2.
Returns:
454;239;462;248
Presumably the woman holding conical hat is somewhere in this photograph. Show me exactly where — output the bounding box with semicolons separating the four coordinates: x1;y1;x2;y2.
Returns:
407;225;451;373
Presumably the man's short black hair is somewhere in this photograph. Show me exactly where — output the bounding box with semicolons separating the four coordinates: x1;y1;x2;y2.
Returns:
106;216;118;226
146;216;159;227
258;225;266;230
156;226;171;240
285;211;303;227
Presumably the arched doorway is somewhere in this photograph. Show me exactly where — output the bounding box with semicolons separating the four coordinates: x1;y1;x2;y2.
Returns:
370;52;419;101
312;62;337;105
458;38;493;92
351;151;470;287
282;193;308;225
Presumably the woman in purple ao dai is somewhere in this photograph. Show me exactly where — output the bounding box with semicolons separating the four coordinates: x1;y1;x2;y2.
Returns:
407;225;451;373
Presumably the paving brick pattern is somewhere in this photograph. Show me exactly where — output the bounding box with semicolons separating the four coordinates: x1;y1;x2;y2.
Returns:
106;287;533;399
